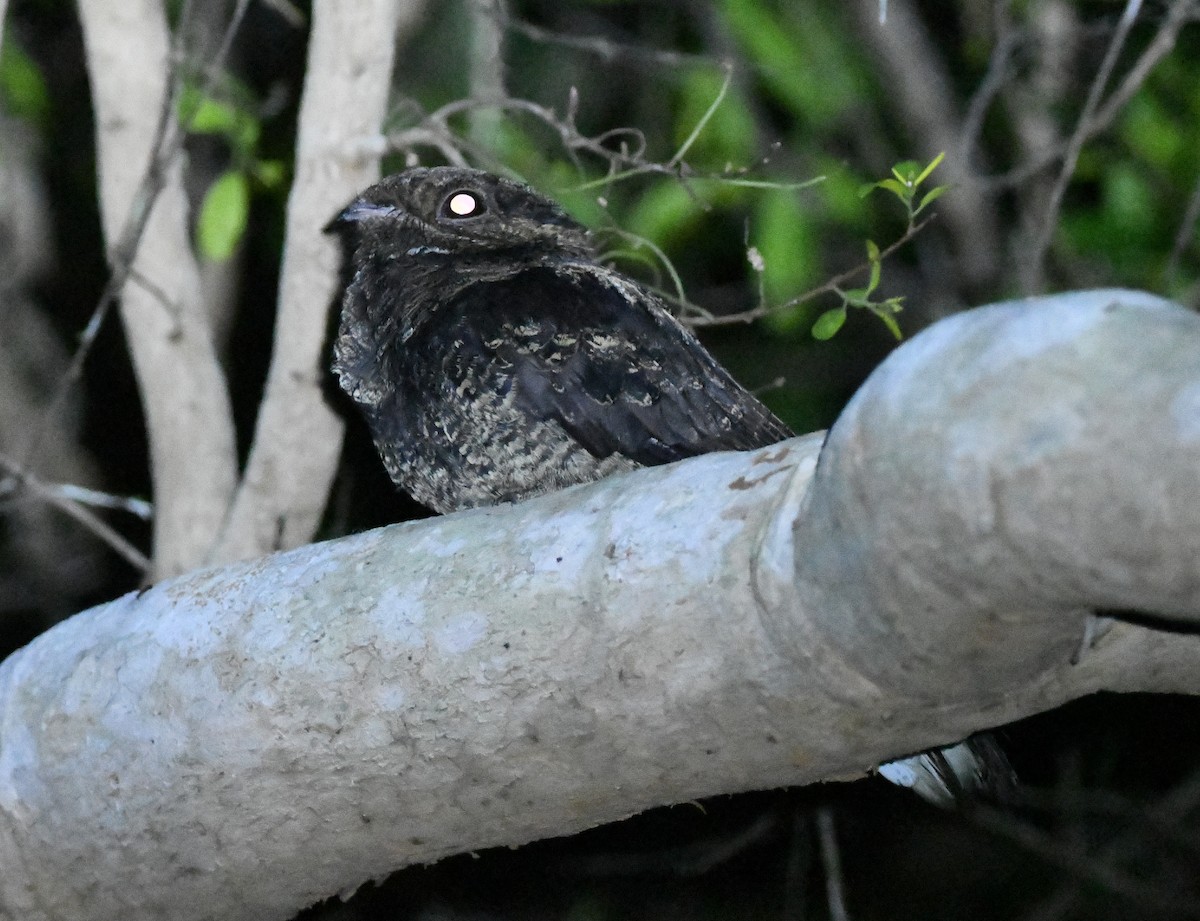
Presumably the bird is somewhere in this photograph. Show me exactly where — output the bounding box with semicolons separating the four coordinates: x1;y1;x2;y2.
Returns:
326;165;1013;806
326;166;791;513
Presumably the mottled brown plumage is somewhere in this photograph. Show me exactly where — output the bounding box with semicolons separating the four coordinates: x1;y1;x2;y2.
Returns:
327;167;791;514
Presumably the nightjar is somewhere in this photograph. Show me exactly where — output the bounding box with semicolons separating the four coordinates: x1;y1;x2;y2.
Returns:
327;166;790;513
327;166;1012;806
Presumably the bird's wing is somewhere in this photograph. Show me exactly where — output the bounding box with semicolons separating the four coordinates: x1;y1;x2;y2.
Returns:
437;265;794;466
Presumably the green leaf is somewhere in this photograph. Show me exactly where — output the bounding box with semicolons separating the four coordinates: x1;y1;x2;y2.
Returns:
1120;94;1184;171
182;87;239;135
488;119;546;175
866;239;882;291
875;178;908;198
252;159;287;190
914;151;945;186
819;157;874;227
197;170;250;262
916;185;947;213
890;160;920;183
876;309;903;340
812;307;847;340
179;84;260;157
1103;163;1155;230
721;0;864;129
234;117;261;158
0;36;50;124
866;259;881;294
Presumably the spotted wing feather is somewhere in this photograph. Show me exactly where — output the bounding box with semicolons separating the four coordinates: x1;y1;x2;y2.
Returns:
438;265;794;467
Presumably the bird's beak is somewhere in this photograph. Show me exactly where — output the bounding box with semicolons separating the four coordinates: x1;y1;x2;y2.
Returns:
323;200;398;234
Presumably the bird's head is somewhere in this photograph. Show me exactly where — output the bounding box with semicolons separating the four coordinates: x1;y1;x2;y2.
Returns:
325;167;595;266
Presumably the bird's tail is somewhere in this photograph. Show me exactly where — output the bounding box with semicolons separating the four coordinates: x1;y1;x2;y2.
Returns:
877;734;1015;808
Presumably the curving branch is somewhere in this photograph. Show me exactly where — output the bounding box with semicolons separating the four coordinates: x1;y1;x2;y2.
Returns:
789;289;1200;697
1;290;1199;920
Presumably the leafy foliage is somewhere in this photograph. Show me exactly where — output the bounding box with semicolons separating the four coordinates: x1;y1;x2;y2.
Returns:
859;152;948;229
196;169;250;262
817;239;904;341
179;81;287;262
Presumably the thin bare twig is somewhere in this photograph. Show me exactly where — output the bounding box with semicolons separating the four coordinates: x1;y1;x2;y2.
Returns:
1088;0;1200;137
502;13;720;70
390;77;816;200
42;485;152;520
388;79;828;331
0;453;150;572
959;1;1019;171
1025;0;1144;292
974;802;1200;918
687;214;935;327
1009;764;1200;921
18;0;252;574
974;0;1199;196
389;95;656;182
17;0;195;468
815;805;850;921
600;227;694;311
1165;170;1200;287
669;62;732;169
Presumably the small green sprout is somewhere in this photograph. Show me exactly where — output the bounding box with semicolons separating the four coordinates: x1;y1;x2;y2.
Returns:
811;153;945;339
859;151;947;227
813;240;904;341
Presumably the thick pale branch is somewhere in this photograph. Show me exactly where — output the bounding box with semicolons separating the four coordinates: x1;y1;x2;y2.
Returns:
0;440;831;921
211;0;422;564
1;290;1198;920
77;0;238;578
791;289;1200;698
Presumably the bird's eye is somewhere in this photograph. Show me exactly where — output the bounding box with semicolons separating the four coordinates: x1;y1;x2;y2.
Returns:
441;190;486;219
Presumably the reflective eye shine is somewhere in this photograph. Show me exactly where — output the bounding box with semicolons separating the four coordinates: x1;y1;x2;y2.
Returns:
445;191;483;218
